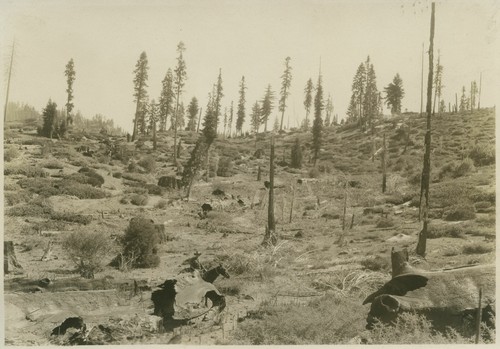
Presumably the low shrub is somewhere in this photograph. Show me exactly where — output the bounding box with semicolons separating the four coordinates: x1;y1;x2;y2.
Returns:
308;167;320;178
217;156;235;177
137;156;156;173
155;200;168;209
41;159;64;169
468;144;495;166
77;167;105;187
7;198;54;217
113;172;122;178
360;255;389;271
51;212;93;225
63;231;111;278
462;242;493;255
375;217;395;228
122;172;147;183
427;223;466;239
121;217;160;269
234;293;366;344
4;164;47;178
4;190;32;206
17;177;108;199
130;194;149;206
453;158;475;177
474;201;493;213
144;184;163;195
4;146;20;162
443;204;476;221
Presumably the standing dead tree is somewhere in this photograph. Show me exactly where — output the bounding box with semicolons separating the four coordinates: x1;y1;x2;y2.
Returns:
4;241;23;274
262;136;277;246
416;2;435;257
381;132;387;193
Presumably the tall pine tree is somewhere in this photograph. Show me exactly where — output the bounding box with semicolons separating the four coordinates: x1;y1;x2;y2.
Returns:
279;57;292;131
132;51;149;141
64;58;76;125
236;76;246;135
312;73;324;166
173;42;187;164
159;69;174;132
187;97;199;131
384;73;405;115
260;85;274;132
303;78;314;130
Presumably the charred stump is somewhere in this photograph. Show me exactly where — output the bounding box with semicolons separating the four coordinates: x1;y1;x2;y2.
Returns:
4;241;23;274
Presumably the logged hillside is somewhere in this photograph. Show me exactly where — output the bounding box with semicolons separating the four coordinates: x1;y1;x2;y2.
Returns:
3;108;496;345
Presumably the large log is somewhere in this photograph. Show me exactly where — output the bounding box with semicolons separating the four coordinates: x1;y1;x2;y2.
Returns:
363;249;495;330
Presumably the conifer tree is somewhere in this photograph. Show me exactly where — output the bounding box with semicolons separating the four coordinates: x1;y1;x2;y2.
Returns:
213;69;224;134
363;56;379;129
325;94;333;126
432;53;444;114
159;69;174;132
312;73;324;166
186;97;199;131
279;57;292;131
303;78;314;130
173;42;187;164
348;63;366;124
290;137;302;168
64;58;76;124
250;101;261;134
384;73;405;115
228;101;234;137
40;99;58;139
132;51;149;141
148;99;159;150
260;84;274;132
236;76;246;136
459;86;468;112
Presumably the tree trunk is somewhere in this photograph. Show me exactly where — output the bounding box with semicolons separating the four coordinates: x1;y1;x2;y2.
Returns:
262;136;276;246
3;41;14;125
420;43;424;117
342;183;347;231
417;2;435;257
470;81;474;113
391;247;410;278
197;107;202;133
289;185;295;223
153;119;157;150
41;241;53;261
4;241;23;274
478;72;482;110
257;166;261;181
173;90;181;165
350;213;355;229
382;132;387;193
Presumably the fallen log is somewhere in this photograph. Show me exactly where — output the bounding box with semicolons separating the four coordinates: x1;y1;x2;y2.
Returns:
364;248;495;331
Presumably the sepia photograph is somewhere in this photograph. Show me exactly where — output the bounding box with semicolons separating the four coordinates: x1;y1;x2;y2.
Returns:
1;0;497;345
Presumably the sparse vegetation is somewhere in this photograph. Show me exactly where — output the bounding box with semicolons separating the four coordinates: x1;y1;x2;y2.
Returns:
63;231;111;278
443;204;476;221
462;242;493;255
4;146;20;162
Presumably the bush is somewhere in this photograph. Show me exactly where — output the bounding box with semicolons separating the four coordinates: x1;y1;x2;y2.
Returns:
17;177;108;199
113;172;122;178
308;167;320;178
474;201;493;213
217;157;234;177
63;231;111;278
155;200;168;209
41;159;64;169
234;294;365;344
427;223;466;239
375;217;395;228
453;158;475;177
144;184;163;195
7;198;54;217
130;194;149;206
443;204;476;221
137;156;156;173
121;217;160;268
360;255;389;271
462;242;493;255
4;164;48;178
468;144;495;166
122;172;147;183
4;190;32;206
4;147;20;162
51;212;92;225
77;167;105;187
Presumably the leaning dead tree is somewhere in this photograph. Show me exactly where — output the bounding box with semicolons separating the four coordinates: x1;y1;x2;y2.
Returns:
3;40;15;125
263;135;277;246
417;2;435;257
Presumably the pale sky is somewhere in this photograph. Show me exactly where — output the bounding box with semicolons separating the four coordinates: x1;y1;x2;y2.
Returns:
1;0;498;132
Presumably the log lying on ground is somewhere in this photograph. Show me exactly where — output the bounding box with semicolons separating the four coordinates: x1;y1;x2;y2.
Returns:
364;248;495;330
152;270;226;330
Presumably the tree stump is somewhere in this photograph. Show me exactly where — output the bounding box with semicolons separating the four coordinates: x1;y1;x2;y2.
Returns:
4;241;23;274
391;247;410;278
41;241;53;261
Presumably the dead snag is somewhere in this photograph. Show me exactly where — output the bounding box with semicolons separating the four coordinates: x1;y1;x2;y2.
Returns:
262;135;277;246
